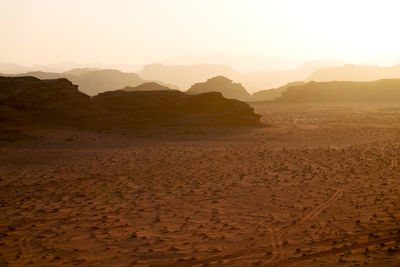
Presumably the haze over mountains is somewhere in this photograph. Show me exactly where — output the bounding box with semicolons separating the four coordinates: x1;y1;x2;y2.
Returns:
139;60;345;92
139;64;238;91
0;62;141;74
3;69;177;96
162;53;298;72
3;60;400;102
0;59;345;94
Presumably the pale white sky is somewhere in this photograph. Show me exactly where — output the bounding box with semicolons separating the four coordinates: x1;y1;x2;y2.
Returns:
1;0;400;67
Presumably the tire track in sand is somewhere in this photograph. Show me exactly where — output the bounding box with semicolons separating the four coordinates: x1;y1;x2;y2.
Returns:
265;186;347;265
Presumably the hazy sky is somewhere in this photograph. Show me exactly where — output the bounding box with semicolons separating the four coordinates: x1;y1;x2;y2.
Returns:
1;0;400;68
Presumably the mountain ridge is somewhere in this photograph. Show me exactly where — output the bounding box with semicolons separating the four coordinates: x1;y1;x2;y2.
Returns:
276;79;400;103
306;64;400;82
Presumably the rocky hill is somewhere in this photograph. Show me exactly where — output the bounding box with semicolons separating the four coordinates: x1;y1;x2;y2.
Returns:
93;90;261;128
0;76;121;128
276;79;400;103
186;76;252;101
0;76;262;129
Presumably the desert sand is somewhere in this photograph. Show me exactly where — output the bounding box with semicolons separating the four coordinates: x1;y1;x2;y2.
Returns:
1;102;400;266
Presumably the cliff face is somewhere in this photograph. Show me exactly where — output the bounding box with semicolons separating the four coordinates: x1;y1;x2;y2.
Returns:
0;76;89;110
186;76;252;101
0;76;262;129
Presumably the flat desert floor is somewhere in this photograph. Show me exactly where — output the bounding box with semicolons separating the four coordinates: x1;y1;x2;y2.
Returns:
1;103;400;266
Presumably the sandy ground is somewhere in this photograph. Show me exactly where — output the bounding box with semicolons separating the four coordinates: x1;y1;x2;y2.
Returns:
1;102;400;266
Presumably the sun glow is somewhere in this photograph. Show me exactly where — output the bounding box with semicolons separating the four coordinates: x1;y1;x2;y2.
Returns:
1;0;400;66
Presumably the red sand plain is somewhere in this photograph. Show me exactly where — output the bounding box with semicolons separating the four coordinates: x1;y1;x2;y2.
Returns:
1;103;400;266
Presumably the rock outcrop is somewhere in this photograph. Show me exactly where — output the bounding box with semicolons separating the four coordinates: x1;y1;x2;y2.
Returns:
93;90;262;128
0;76;124;128
0;76;262;129
0;76;88;110
186;76;252;101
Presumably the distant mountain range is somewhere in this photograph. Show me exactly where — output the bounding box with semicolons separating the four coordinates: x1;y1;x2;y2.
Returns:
0;60;354;95
139;64;238;90
3;61;400;102
185;77;400;103
139;60;344;93
163;53;298;73
0;62;141;74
